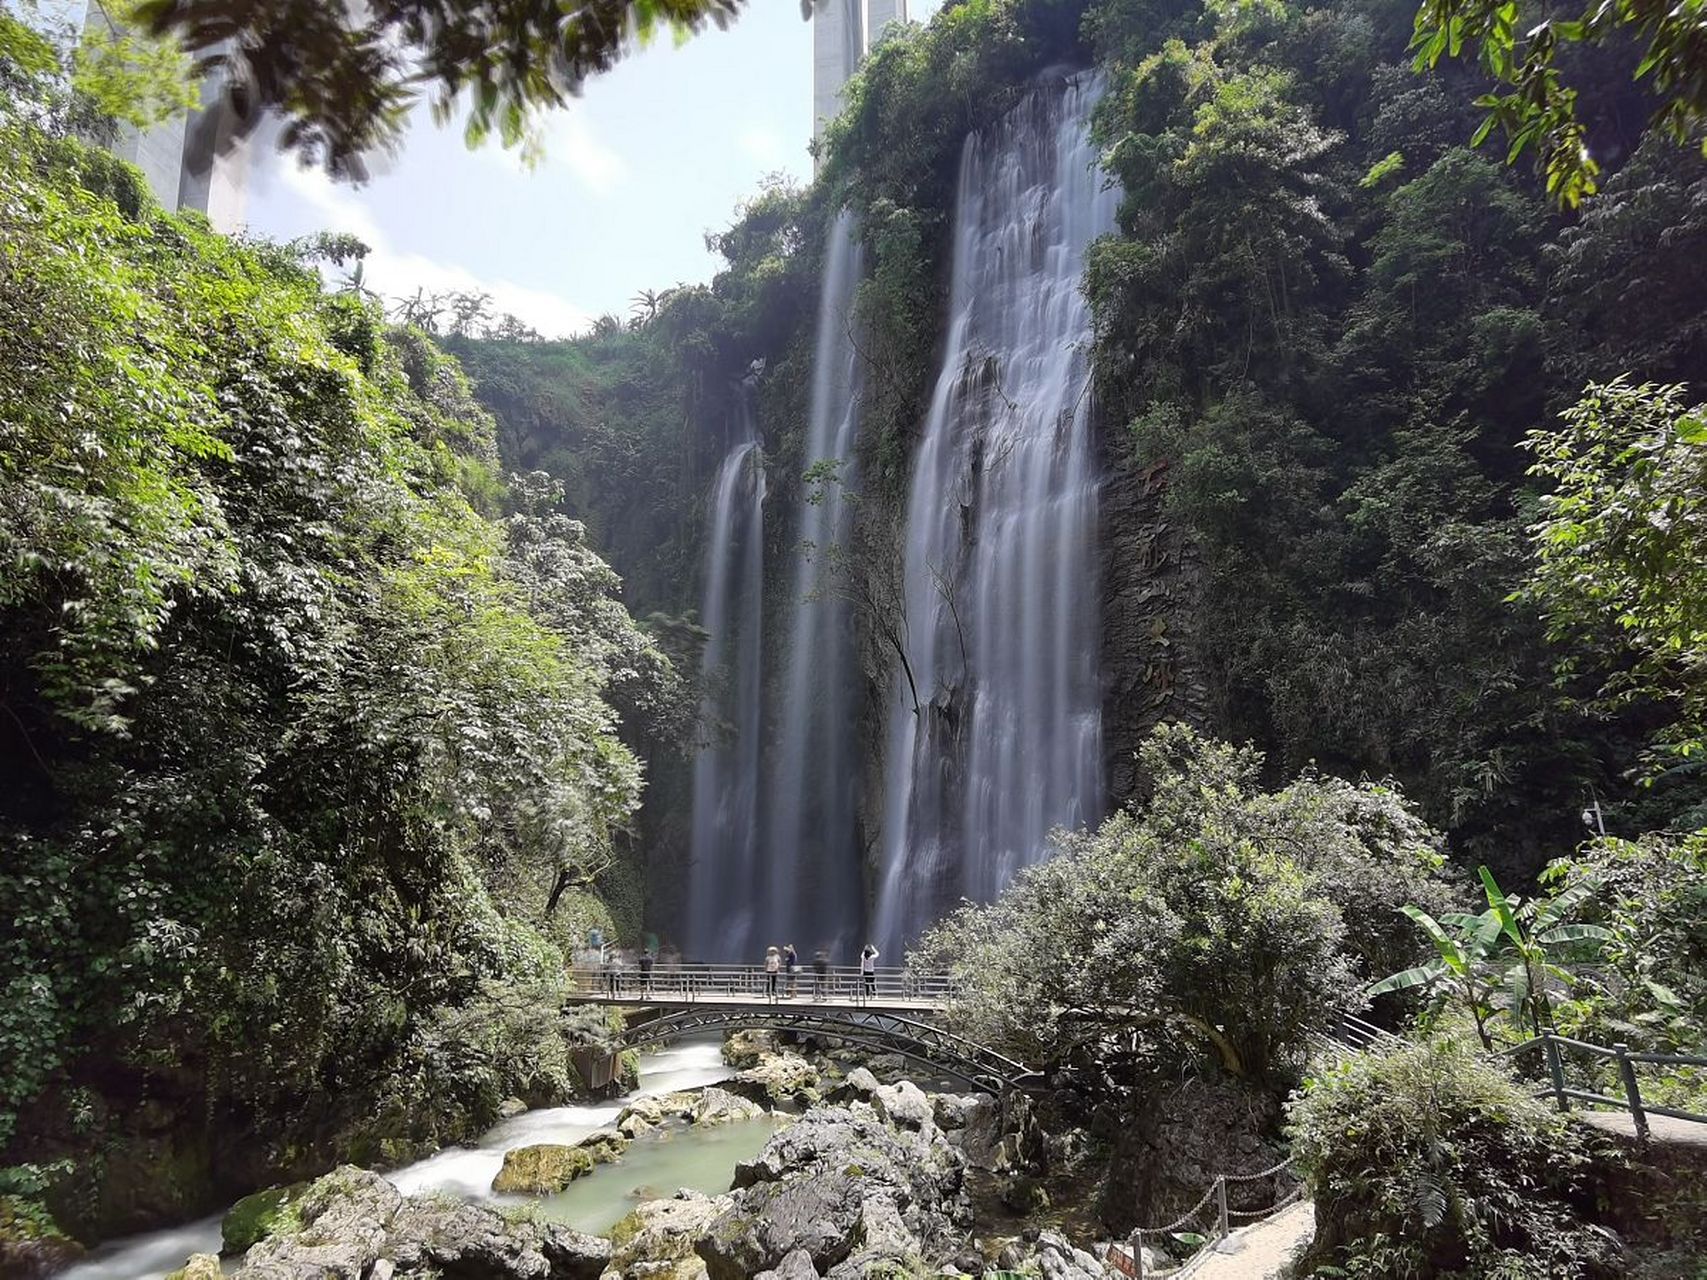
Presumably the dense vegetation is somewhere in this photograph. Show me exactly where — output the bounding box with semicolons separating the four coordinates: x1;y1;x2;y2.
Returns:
0;44;683;1244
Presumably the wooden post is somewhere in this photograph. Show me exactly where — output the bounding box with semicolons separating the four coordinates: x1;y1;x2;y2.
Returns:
1215;1176;1229;1239
1614;1042;1649;1144
1133;1230;1144;1280
1544;1033;1570;1113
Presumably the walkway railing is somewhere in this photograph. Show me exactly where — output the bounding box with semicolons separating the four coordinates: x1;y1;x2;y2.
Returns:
568;962;955;1007
1498;1031;1707;1142
1106;1155;1302;1279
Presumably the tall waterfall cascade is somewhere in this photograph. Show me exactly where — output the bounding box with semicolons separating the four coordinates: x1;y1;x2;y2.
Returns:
873;72;1118;956
761;211;866;956
687;401;767;960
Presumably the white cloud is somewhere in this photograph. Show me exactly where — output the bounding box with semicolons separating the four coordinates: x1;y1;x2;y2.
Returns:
473;108;630;196
276;163;595;339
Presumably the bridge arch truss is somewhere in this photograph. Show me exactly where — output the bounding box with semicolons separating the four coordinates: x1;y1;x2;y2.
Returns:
618;1005;1042;1094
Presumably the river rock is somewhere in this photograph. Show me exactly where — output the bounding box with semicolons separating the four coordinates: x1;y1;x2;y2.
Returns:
575;1130;631;1165
1036;1230;1109;1280
164;1255;222;1280
691;1086;766;1127
696;1102;969;1279
499;1098;530;1119
826;1067;881;1104
754;1248;818;1280
872;1080;934;1133
223;1182;309;1253
725;1053;820;1108
230;1166;609;1280
616;1091;696;1138
722;1030;778;1068
605;1190;727;1279
492;1144;596;1194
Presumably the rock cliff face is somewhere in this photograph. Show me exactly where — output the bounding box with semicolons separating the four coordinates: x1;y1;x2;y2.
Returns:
1099;450;1210;808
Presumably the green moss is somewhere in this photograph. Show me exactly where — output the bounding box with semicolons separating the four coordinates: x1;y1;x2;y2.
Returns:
490;1144;596;1194
221;1183;307;1254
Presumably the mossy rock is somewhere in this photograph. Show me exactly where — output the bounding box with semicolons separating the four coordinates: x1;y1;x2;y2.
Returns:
221;1182;308;1254
491;1143;596;1194
163;1254;222;1280
575;1130;631;1165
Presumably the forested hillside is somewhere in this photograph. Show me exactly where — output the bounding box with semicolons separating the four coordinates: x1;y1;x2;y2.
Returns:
0;75;685;1242
451;0;1707;901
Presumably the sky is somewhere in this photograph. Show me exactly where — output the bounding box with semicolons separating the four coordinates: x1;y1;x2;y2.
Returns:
244;2;936;338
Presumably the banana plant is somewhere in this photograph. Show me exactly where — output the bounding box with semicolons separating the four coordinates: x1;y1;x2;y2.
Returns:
1369;866;1611;1047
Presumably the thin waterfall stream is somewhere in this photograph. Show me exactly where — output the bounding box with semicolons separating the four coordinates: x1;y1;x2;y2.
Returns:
686;398;767;960
760;210;865;958
873;72;1117;956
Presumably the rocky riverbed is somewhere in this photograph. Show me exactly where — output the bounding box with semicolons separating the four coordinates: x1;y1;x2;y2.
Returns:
158;1040;1172;1280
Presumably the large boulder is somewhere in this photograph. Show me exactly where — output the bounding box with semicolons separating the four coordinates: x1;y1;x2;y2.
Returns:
1036;1231;1109;1280
164;1255;223;1280
491;1145;595;1195
724;1054;820;1109
695;1102;968;1280
690;1087;766;1127
871;1080;935;1133
229;1166;609;1280
223;1182;309;1254
605;1190;728;1280
722;1030;779;1069
616;1091;699;1139
234;1166;401;1280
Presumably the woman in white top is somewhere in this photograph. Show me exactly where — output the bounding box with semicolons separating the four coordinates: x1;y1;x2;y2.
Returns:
859;943;879;997
764;945;781;1000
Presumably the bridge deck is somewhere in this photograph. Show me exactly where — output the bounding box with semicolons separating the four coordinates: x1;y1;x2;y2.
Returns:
571;990;945;1014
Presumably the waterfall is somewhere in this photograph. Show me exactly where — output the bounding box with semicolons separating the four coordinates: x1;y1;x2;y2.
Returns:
873;72;1117;957
687;399;766;961
761;211;865;959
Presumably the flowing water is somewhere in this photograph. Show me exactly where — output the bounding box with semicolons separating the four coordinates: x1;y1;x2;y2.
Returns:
61;1041;736;1280
687;399;768;961
873;72;1116;956
761;210;866;959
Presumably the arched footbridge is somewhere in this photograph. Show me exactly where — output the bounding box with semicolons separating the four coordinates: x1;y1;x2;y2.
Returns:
568;964;1043;1093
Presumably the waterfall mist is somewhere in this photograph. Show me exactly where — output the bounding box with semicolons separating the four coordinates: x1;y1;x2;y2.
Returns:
873;72;1116;957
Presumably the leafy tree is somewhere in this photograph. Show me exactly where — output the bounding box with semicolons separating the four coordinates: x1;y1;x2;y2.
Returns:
1409;0;1707;204
913;725;1456;1087
0;109;667;1234
1522;380;1707;775
1290;1035;1623;1277
1369;866;1610;1044
135;0;765;174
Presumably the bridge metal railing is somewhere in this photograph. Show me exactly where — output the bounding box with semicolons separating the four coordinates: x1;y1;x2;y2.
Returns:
568;962;956;1007
1495;1030;1707;1143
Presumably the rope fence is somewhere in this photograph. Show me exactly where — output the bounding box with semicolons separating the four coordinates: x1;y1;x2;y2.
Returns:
1105;1155;1302;1279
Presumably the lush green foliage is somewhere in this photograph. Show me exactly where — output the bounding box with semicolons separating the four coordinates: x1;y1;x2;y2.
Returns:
1368;866;1610;1046
1549;831;1707;1055
0;116;665;1233
1290;1035;1622;1278
1081;0;1707;863
1409;0;1707;205
913;725;1456;1086
1523;380;1707;777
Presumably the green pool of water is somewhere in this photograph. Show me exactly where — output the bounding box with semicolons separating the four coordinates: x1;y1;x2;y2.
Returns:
530;1116;784;1235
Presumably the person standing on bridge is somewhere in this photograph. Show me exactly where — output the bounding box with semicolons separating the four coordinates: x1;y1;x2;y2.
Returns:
764;945;781;1000
639;946;655;995
812;947;830;997
860;943;879;997
782;943;799;998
